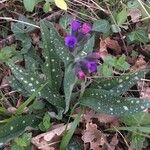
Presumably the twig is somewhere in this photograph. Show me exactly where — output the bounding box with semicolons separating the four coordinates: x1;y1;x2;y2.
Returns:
90;0;110;15
137;0;150;17
0;17;40;28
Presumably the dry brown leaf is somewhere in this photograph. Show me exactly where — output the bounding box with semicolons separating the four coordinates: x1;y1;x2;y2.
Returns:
82;109;96;123
99;38;109;60
130;55;147;71
99;38;121;60
32;123;71;150
82;122;106;150
129;8;141;23
82;109;119;127
109;134;119;150
104;37;121;55
94;113;119;126
138;81;150;100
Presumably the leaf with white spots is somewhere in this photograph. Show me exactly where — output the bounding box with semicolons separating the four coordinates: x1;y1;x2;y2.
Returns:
77;34;95;58
92;69;149;96
40;20;63;90
80;88;150;116
8;76;30;96
64;64;78;113
40;20;74;66
0;114;40;144
7;62;65;118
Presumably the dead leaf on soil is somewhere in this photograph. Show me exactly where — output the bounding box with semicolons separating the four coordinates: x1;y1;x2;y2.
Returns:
81;122;104;150
82;109;119;126
138;81;150;100
94;113;119;126
99;38;121;59
129;8;141;23
130;55;147;71
104;37;121;55
32;123;71;150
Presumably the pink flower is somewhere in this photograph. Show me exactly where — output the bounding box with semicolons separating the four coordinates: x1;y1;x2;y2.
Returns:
81;23;92;34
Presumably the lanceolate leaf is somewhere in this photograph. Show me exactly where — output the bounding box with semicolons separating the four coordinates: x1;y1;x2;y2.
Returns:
7;63;65;114
40;20;63;90
80;88;150;116
0;114;40;144
40;20;74;66
64;64;78;113
91;69;149;96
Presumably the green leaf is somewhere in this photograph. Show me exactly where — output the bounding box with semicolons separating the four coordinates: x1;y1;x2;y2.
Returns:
116;8;128;25
43;2;50;13
40;20;63;90
77;34;95;58
91;69;149;96
0;45;16;62
60;111;82;150
115;54;130;70
16;82;48;115
11;16;36;34
23;0;42;12
7;62;65;118
116;126;150;134
39;113;51;131
59;15;73;33
128;0;140;9
92;19;110;34
131;133;145;150
101;63;113;77
54;0;67;11
40;20;74;66
127;29;150;44
30;100;45;110
80;88;150;116
122;112;150;126
15;133;32;147
64;64;78;113
111;24;121;33
0;115;40;144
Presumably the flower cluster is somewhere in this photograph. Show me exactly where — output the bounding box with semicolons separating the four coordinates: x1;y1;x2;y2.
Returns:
65;19;92;49
64;19;100;80
75;52;101;80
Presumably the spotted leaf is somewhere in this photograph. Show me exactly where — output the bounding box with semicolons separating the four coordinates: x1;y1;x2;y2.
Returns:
40;20;74;66
64;64;78;113
40;21;63;90
91;69;149;96
80;88;150;116
0;114;40;144
7;62;65;117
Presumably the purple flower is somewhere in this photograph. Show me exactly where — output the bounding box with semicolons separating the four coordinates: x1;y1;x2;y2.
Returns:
81;23;92;34
75;65;86;80
85;61;97;73
77;70;86;80
65;35;77;48
74;52;101;80
71;20;81;31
